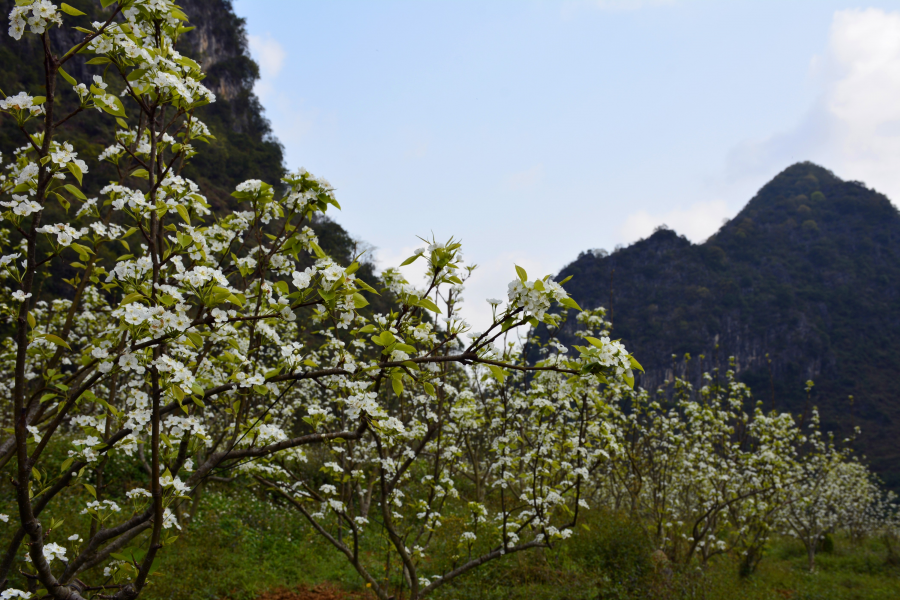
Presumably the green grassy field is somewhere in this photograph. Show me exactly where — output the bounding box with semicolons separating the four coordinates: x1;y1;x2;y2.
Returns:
141;488;900;600
4;481;899;600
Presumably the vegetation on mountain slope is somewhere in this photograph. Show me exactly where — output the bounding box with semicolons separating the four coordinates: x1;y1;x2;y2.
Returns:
553;162;900;487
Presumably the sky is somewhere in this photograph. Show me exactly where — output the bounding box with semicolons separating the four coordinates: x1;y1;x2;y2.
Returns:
231;0;900;332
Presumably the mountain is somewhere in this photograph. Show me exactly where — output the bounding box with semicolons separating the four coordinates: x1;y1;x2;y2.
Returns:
555;163;900;487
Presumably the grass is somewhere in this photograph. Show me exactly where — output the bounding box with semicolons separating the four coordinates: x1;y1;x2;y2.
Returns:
3;478;899;599
145;490;900;600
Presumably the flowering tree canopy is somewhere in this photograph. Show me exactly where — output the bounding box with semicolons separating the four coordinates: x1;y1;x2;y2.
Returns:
0;2;642;599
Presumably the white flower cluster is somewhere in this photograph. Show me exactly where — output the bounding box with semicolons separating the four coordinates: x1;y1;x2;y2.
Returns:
7;1;61;40
159;475;190;496
1;194;41;217
67;436;103;463
81;500;122;515
154;356;196;393
507;277;567;320
36;223;87;246
24;542;66;565
0;91;43;116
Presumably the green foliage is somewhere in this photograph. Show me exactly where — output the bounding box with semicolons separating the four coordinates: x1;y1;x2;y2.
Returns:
568;511;654;598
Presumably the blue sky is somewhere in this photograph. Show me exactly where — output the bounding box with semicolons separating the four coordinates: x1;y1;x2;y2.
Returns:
231;0;900;330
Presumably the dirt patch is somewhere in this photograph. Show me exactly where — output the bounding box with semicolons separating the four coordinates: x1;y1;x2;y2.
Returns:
255;583;367;600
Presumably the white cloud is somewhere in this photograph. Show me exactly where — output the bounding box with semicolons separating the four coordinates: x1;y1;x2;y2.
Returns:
619;199;731;244
726;8;900;204
248;34;286;101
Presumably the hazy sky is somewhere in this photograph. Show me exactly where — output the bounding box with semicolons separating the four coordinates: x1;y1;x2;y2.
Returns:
231;0;900;331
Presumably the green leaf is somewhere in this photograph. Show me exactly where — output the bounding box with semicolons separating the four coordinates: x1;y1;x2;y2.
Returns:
69;242;94;256
60;457;74;473
585;336;604;348
66;161;83;185
423;381;436;397
225;294;244;307
100;94;126;117
120;292;145;305
185;331;203;349
53;192;70;212
176;204;190;224
126;68;148;82
64;184;86;200
532;279;545;292
100;0;117;7
86;57;112;65
417;297;442;314
27;313;36;329
628;355;645;373
357;324;377;334
488;365;508;382
559;275;573;285
515;265;528;282
394;343;417;354
116;117;128;128
354;278;379;295
83;483;97;498
559;296;582;311
131;168;149;179
391;377;404;397
400;254;420;266
31;96;46;105
253;384;269;395
309;241;326;259
372;330;395;347
273;281;289;296
60;3;86;15
58;67;77;86
43;334;71;350
352;293;369;309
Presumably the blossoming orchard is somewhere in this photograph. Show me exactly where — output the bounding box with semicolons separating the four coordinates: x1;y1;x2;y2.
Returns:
0;2;897;600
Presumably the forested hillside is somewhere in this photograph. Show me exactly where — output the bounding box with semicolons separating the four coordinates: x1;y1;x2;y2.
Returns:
555;162;900;487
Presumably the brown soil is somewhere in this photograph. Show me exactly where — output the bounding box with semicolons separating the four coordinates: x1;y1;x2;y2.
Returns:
255;583;367;600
